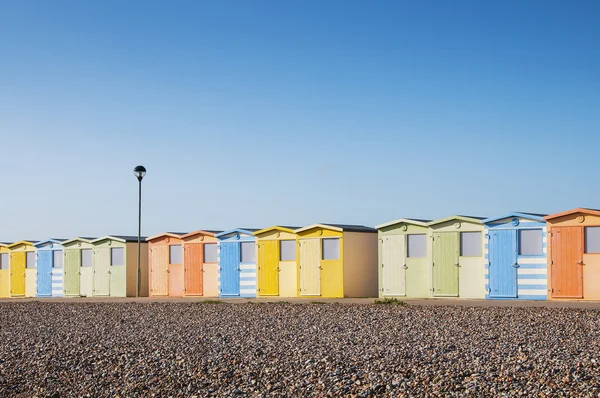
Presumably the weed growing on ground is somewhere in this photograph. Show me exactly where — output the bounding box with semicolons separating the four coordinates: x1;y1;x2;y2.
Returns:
202;299;225;304
374;298;407;306
310;301;326;305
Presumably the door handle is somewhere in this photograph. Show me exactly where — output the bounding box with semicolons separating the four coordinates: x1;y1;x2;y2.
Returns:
166;270;170;273
402;264;408;269
512;263;519;268
577;261;583;265
454;263;460;267
77;272;81;275
107;271;111;274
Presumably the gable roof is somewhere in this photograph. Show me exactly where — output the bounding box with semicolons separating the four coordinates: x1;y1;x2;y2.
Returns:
146;232;187;242
180;230;222;239
216;228;260;238
34;239;67;248
427;215;485;227
92;235;147;244
7;240;37;249
483;212;547;224
544;207;600;221
61;237;96;245
252;226;300;236
376;218;431;229
294;224;376;233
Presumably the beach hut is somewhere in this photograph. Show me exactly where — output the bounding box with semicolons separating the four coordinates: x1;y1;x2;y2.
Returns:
253;226;300;297
216;229;259;298
482;213;548;300
375;218;431;298
427;216;486;298
8;240;38;297
147;232;187;297
61;237;96;297
543;208;600;300
294;224;378;298
34;239;66;298
91;235;149;297
0;243;11;298
180;230;222;297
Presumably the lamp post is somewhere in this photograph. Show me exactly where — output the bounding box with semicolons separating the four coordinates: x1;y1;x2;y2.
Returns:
133;165;146;297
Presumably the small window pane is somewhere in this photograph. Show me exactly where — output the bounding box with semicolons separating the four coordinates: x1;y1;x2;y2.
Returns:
460;232;481;257
111;248;124;266
169;245;182;264
204;244;218;263
322;238;340;260
81;249;93;267
26;252;36;269
585;227;600;253
407;234;426;258
280;240;296;261
0;254;8;270
240;242;256;263
519;229;543;255
53;251;63;268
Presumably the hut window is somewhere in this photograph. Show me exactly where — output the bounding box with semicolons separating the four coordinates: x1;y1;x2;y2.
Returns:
519;229;543;255
240;242;256;263
53;251;63;268
81;249;93;267
585;227;600;253
26;252;36;269
169;245;183;264
322;238;340;260
204;244;218;263
460;232;482;257
0;254;8;270
110;248;124;266
407;234;426;258
280;240;296;261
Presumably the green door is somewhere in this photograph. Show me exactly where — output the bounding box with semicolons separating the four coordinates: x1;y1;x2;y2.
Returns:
381;235;406;296
94;248;110;296
64;250;81;296
432;232;459;297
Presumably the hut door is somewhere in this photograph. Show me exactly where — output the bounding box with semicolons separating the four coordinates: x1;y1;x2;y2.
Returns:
184;244;203;295
93;248;111;296
37;251;53;297
300;239;321;296
220;242;240;296
150;245;169;296
64;250;80;296
381;235;406;296
551;227;583;298
258;240;279;296
10;252;26;296
488;230;517;298
432;232;459;297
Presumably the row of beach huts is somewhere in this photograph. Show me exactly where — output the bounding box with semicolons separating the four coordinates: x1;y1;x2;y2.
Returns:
0;208;599;300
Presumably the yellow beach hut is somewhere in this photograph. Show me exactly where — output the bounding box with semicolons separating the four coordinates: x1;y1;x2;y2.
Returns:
0;243;11;298
8;240;38;297
294;224;378;298
253;226;300;298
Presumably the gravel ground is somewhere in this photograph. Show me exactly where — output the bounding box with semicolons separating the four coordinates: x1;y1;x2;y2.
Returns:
0;302;599;397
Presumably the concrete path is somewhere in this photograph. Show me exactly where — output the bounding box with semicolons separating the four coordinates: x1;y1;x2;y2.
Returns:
1;296;600;309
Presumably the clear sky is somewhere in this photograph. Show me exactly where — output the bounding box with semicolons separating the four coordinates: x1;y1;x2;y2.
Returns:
0;0;599;241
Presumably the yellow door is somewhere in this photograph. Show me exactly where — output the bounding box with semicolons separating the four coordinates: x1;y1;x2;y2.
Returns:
300;239;321;296
258;240;279;296
10;252;26;296
320;238;344;298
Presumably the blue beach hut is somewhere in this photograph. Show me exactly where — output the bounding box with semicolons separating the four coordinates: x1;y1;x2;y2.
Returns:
483;212;548;300
34;239;66;297
216;229;259;298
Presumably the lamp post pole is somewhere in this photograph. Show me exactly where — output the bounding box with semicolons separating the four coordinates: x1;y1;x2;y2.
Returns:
133;165;146;298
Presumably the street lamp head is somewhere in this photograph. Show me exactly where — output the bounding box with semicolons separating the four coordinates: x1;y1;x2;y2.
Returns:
133;165;147;181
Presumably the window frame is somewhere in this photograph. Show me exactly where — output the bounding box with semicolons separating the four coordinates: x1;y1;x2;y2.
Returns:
459;232;482;257
203;243;218;263
321;238;341;261
279;240;296;261
169;244;183;265
518;228;544;257
110;247;125;266
0;253;9;270
26;252;36;269
585;226;600;254
407;234;427;258
52;250;64;268
240;242;256;263
81;249;93;267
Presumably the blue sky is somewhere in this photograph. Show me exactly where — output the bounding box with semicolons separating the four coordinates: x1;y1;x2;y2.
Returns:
0;0;599;241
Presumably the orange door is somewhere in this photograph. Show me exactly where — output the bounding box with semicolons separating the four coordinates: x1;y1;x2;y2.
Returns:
184;244;203;296
551;227;583;298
